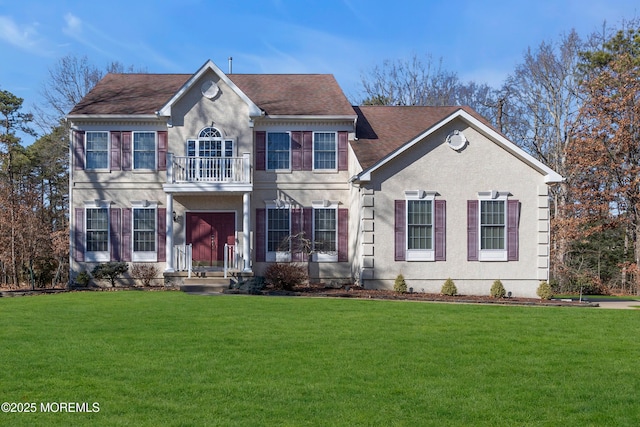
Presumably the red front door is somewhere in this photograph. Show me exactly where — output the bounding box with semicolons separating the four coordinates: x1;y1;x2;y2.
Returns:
186;212;235;267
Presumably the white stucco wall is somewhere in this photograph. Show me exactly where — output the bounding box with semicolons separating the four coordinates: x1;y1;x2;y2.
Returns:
359;118;552;298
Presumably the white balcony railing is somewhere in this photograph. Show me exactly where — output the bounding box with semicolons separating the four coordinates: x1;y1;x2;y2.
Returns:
167;153;251;184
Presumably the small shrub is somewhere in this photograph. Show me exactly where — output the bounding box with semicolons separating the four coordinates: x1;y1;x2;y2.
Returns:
441;278;457;296
131;263;159;287
394;274;407;293
490;280;506;298
264;263;308;291
75;271;91;287
537;281;554;300
92;262;129;287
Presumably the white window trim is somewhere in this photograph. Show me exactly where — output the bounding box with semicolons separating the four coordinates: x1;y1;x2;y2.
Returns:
132;131;157;171
312;131;338;172
311;200;338;262
405;190;436;262
131;201;158;262
265;201;292;262
266;131;292;172
85;131;110;171
84;200;110;262
478;191;508;262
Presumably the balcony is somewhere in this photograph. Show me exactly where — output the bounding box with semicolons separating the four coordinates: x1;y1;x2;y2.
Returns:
164;153;252;194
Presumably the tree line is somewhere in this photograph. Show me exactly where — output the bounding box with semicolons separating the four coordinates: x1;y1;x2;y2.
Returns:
1;20;639;293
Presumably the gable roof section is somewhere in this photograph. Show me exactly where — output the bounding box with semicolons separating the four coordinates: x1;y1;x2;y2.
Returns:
352;105;563;184
157;60;262;117
68;73;190;116
68;60;355;119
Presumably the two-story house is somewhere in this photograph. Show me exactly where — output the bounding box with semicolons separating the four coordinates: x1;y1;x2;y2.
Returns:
67;59;562;297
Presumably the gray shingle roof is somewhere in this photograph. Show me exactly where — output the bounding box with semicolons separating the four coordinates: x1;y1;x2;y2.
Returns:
68;73;355;117
352;105;493;170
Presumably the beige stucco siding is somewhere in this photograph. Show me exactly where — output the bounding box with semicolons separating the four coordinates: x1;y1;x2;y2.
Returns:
361;119;551;297
169;70;253;158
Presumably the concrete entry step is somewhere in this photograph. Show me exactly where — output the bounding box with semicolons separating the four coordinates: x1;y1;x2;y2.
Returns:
179;271;255;294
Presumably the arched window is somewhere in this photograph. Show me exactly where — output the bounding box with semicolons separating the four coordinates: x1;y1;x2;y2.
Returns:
199;127;222;139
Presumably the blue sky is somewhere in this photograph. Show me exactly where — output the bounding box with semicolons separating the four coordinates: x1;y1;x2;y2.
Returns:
1;0;638;145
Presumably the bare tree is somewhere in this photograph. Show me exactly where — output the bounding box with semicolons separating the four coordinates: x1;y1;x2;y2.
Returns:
34;55;147;132
358;53;499;126
500;30;585;283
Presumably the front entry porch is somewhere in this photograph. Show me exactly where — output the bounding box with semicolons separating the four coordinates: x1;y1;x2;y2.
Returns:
163;192;252;275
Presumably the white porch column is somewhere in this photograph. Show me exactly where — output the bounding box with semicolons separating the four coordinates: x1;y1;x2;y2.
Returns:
165;192;175;272
243;191;252;272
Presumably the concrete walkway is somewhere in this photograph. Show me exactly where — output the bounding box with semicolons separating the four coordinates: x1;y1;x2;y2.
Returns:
595;300;640;309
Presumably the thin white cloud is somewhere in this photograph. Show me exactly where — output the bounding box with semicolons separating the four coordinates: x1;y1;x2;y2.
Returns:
61;12;177;71
0;15;53;56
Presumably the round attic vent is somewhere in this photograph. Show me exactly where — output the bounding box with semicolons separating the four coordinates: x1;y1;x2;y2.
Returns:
446;130;467;151
201;80;220;99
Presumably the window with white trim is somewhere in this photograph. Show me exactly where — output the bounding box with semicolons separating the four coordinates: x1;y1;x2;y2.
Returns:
313;132;337;170
85;131;109;169
132;204;157;262
405;191;435;261
85;201;110;262
267;132;290;170
266;205;291;261
478;192;508;261
186;127;235;180
133;132;156;170
312;201;338;262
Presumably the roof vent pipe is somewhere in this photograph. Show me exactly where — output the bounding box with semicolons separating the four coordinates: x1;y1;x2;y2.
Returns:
228;56;233;74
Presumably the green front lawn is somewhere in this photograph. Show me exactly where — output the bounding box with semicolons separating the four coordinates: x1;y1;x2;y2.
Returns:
1;291;638;426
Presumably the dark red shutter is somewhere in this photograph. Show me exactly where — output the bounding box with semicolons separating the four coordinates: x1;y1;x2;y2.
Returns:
338;208;348;262
467;200;479;261
74;208;84;262
394;200;406;261
338;131;348;171
122;131;132;171
256;209;266;262
110;132;121;171
122;208;132;262
303;131;313;170
291;208;303;262
291;131;302;171
507;200;519;261
434;200;446;261
256;131;266;170
157;131;168;171
157;208;166;262
74;131;85;170
110;208;121;261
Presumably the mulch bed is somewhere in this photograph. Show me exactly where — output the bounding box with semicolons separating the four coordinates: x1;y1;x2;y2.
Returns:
228;284;599;308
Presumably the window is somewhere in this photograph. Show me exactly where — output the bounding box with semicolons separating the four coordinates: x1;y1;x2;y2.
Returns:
86;207;109;261
186;127;235;180
86;132;109;169
395;191;445;262
313;205;337;262
407;200;433;250
133;132;156;170
480;200;505;250
267;207;291;261
133;208;156;252
313;132;336;170
267;132;290;170
468;192;517;262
